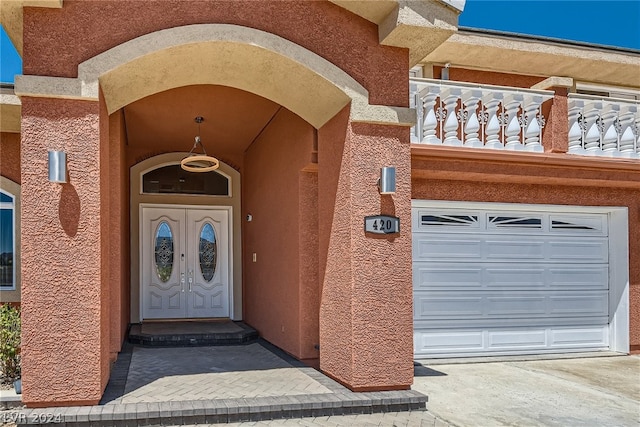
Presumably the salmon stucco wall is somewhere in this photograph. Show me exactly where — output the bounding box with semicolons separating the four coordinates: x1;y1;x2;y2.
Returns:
23;0;408;107
411;163;640;352
104;99;129;360
243;108;316;359
20;97;109;406
432;66;546;88
318;109;414;391
1;132;21;184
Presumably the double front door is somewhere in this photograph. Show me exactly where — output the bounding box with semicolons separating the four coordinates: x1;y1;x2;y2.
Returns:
142;206;230;319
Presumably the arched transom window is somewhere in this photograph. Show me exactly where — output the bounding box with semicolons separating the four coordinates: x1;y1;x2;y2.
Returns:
142;164;230;196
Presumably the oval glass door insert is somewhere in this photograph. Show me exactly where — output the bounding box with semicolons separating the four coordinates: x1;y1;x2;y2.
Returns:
154;221;174;282
199;223;217;282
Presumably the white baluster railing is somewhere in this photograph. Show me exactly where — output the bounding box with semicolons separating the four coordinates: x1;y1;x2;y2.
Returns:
567;93;640;159
410;78;553;152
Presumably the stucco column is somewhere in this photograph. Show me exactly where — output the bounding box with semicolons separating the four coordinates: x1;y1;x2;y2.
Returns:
544;87;570;153
318;109;413;391
20;97;110;406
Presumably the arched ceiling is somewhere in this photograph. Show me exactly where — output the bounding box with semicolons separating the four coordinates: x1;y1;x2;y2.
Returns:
122;85;285;160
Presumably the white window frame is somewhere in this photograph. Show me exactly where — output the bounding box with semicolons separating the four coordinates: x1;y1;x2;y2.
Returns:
139;161;233;197
576;82;640;101
0;188;16;291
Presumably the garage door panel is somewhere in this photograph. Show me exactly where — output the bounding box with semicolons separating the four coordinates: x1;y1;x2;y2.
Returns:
414;316;610;330
413;266;483;290
485;240;545;259
414;234;608;264
414;238;483;260
415;325;609;356
549;294;609;316
414;295;484;318
414;330;484;352
414;263;608;291
415;291;610;320
550;327;609;347
548;240;609;262
488;329;546;348
549;267;609;289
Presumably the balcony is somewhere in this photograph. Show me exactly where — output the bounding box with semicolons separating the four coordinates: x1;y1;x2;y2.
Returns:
410;78;640;160
568;93;640;158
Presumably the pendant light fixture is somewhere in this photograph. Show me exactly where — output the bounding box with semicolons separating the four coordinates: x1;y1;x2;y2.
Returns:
180;116;220;172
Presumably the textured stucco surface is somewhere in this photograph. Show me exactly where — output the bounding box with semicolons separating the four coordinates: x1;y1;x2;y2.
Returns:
23;0;408;107
544;87;569;153
432;66;546;88
411;157;640;351
319;110;414;391
299;168;320;362
0;132;21;184
104;96;128;360
20;97;108;406
243;108;315;359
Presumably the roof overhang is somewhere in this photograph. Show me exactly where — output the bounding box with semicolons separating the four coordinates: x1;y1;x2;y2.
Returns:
0;88;21;133
421;29;640;89
330;0;460;65
1;0;62;56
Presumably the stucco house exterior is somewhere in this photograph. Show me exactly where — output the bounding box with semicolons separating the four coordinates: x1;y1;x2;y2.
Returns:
0;0;638;408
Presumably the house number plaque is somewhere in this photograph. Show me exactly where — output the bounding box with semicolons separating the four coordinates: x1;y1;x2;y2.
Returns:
364;215;400;234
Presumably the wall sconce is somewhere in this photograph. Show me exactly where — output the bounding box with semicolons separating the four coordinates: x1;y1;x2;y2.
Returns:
48;150;67;183
378;166;396;195
441;62;451;80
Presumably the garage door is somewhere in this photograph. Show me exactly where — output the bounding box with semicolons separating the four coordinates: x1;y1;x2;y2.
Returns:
413;202;611;358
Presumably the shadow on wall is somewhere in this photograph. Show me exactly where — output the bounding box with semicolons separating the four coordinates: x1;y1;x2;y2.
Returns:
59;182;80;237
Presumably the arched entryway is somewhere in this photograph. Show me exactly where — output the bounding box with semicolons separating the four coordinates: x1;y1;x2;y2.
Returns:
17;14;416;406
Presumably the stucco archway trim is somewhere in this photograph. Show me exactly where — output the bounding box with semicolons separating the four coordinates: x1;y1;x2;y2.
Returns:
15;24;414;128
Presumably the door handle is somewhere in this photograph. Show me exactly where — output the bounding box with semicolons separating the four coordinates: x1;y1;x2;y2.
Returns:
180;273;185;292
188;270;193;292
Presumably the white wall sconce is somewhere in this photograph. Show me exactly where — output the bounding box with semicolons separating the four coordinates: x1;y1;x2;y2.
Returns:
48;150;67;183
441;62;451;80
378;166;396;195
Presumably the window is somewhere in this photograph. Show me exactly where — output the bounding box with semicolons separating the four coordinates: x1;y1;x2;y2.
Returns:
0;190;15;290
576;83;640;101
142;164;230;196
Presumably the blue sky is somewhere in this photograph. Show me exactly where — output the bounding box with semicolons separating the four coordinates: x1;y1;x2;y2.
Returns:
459;0;640;50
0;1;639;84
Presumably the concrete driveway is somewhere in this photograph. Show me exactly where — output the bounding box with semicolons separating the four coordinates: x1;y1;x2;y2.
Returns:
413;354;640;427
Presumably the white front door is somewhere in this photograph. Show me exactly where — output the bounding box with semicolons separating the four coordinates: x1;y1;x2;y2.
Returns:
142;206;230;319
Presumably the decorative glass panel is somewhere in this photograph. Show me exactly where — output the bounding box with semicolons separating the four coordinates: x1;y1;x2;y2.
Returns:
421;215;478;227
551;220;596;230
0;207;14;289
154;222;174;282
488;216;542;228
143;165;229;196
199;223;217;282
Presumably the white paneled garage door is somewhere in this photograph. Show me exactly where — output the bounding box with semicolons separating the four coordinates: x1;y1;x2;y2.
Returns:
412;202;613;358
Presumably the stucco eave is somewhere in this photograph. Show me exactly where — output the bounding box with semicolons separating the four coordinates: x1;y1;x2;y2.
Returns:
0;0;62;56
332;0;460;66
0;93;22;133
422;31;640;89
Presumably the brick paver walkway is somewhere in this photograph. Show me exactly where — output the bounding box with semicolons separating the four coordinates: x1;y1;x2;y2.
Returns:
116;344;332;403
